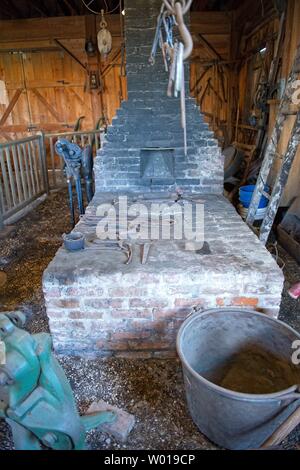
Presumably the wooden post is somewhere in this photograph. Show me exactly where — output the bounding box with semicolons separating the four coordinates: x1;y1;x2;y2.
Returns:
85;15;106;127
259;111;300;245
37;132;50;194
227;10;241;143
0;181;4;230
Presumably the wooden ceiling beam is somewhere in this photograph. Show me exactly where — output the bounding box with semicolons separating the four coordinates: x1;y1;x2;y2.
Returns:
38;0;52;17
196;33;223;60
54;39;88;71
0;0;245;20
0;89;23;127
1;0;24;19
0;10;12;19
0;12;229;43
61;0;77;15
55;0;67;16
27;0;48;17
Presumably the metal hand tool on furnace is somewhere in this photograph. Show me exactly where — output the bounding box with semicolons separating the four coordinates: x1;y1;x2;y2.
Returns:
149;4;165;65
55;139;94;228
86;239;133;265
141;242;152;265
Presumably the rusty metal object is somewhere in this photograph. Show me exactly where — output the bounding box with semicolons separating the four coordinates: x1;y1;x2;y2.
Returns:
86;239;133;265
163;0;193;15
162;0;193;60
174;2;193;60
141;243;152;265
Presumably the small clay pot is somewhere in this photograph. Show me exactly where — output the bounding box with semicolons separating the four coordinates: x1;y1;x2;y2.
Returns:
63;232;85;251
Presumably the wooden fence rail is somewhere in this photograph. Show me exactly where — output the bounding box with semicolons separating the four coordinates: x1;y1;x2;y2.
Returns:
0;135;47;227
43;129;103;189
0;129;104;228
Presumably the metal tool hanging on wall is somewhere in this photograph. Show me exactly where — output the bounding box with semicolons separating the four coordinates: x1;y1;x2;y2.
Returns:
149;0;193;156
0;311;116;450
55;139;94;228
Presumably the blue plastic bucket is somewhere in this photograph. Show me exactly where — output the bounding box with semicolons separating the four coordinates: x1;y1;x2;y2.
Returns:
239;185;269;209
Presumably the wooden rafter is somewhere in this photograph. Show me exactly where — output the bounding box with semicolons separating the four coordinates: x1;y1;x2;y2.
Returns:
67;87;93;115
61;0;77;16
1;0;24;19
102;49;122;77
27;0;48;17
0;89;23;127
54;39;88;72
38;0;51;17
196;33;223;61
53;0;66;16
31;88;62;122
191;66;211;93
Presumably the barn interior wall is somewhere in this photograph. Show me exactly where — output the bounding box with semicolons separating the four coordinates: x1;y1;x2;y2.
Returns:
0;15;126;142
231;0;300;206
0;3;299;205
0;12;233;144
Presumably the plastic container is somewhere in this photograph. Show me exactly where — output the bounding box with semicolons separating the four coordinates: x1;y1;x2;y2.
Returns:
63;232;85;251
239;185;269;209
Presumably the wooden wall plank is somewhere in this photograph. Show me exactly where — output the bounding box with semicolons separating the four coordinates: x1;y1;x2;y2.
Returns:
0;11;232;143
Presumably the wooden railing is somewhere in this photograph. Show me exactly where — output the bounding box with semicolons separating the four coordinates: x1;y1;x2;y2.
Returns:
42;129;103;189
0;136;47;227
0;129;104;228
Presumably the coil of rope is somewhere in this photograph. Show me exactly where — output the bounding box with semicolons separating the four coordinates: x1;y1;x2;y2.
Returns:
81;0;121;15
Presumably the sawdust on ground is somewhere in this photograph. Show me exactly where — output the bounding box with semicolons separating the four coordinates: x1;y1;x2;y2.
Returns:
0;192;299;450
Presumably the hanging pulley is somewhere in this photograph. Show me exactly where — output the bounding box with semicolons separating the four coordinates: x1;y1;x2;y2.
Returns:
97;9;112;57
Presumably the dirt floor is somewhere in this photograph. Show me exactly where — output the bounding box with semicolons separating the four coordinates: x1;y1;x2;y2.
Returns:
0;189;300;450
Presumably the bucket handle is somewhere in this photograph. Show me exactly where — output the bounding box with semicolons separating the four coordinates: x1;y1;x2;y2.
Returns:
261;400;300;448
271;388;300;402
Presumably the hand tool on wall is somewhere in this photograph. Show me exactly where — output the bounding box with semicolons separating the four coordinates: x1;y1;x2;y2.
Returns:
246;44;300;245
0;311;116;450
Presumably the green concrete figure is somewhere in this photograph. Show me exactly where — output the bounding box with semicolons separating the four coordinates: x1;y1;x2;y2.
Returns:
0;311;115;450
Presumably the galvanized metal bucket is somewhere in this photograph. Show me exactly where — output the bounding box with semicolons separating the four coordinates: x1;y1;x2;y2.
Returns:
177;308;300;450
